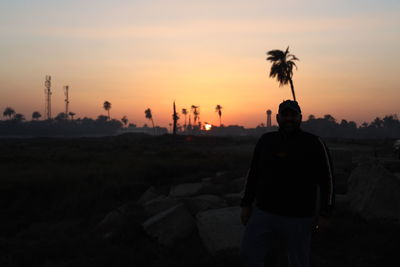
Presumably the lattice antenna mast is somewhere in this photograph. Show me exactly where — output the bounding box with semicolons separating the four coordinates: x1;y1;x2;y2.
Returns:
64;85;69;118
44;75;52;120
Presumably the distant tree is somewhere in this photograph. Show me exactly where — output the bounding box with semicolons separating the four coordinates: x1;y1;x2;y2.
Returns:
3;107;16;120
323;114;336;123
177;123;183;132
96;115;108;122
121;115;128;127
103;101;111;120
382;114;398;129
215;104;223;126
55;112;68;121
266;46;299;101
32;111;42;121
308;114;316;121
68;112;76;120
191;105;200;125
144;108;155;135
14;113;25;122
361;122;369;128
348;121;357;129
172;101;179;136
181;108;188;130
187;114;192;129
370;117;383;128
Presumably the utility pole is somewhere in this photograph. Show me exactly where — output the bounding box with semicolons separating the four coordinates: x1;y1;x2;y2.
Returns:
64;85;69;119
44;75;52;120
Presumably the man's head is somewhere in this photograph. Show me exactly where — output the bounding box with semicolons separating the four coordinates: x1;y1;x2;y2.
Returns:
276;100;302;132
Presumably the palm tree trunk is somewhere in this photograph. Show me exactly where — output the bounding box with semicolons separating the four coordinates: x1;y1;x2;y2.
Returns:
219;115;221;127
289;78;296;101
173;101;177;136
151;118;155;135
107;110;110;120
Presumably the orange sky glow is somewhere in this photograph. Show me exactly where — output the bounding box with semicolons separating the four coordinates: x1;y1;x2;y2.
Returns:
1;0;399;128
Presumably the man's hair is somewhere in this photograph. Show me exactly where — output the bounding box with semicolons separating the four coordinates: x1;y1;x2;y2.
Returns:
278;100;302;114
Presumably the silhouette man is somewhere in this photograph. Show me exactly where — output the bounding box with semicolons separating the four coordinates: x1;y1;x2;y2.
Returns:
239;100;335;267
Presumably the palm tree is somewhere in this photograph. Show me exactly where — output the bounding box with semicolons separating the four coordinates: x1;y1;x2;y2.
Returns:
97;115;108;122
55;112;68;121
103;101;111;120
14;113;25;122
191;105;200;125
68;112;76;120
323;114;336;123
3;107;16;120
181;108;188;131
144;108;156;135
371;117;383;128
266;46;299;101
187;114;192;129
121;115;128;127
215;105;223;126
172;101;179;136
361;122;369;128
32;111;42;121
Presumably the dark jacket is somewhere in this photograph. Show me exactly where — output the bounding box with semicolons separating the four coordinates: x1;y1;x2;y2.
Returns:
240;127;335;218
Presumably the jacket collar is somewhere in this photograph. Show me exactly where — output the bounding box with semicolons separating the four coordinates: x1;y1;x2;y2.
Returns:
278;126;302;139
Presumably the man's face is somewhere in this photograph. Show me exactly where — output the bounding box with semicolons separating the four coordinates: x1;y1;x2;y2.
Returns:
276;108;302;131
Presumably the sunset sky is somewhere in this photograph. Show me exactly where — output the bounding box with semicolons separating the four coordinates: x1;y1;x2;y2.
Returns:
1;0;399;128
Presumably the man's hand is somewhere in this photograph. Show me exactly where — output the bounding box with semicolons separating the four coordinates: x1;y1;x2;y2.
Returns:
241;206;253;226
313;215;331;233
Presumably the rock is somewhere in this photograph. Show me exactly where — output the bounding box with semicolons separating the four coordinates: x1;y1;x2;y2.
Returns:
330;149;353;171
380;158;400;173
200;181;228;196
96;202;143;240
201;172;230;185
142;195;181;217
201;177;213;183
212;171;230;184
335;194;350;208
335;169;350;194
169;182;204;197
17;220;80;239
142;203;196;247
347;157;400;222
169;180;230;198
227;177;246;193
196;206;244;255
223;193;243;206
136;186;160;205
179;194;228;215
216;171;228;177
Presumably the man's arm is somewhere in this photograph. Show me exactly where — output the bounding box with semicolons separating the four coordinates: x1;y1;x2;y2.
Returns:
316;137;335;218
240;136;264;208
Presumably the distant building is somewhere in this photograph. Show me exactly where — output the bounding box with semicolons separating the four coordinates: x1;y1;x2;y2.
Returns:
266;109;272;127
